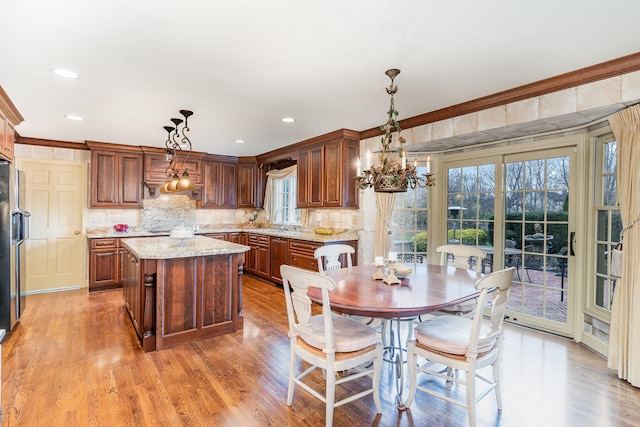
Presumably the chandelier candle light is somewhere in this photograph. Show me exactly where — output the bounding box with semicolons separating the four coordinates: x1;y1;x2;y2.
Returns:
355;69;435;192
160;109;195;193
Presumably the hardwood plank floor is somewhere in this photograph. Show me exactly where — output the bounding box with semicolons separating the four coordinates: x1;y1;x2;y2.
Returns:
2;275;639;426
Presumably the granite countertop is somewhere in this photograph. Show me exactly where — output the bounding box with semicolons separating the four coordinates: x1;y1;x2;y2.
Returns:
88;227;359;243
122;236;250;260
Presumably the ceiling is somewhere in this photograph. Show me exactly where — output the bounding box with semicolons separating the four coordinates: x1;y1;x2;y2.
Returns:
2;0;640;157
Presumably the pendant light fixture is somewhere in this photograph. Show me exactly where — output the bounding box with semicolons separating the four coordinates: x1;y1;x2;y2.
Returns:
160;109;195;193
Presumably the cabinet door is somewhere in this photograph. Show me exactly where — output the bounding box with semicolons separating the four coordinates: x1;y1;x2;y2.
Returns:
2;119;15;162
237;161;256;208
90;248;119;290
297;149;310;207
91;150;119;207
308;145;324;207
119;152;143;207
270;237;289;284
323;140;342;207
219;162;237;208
256;245;270;278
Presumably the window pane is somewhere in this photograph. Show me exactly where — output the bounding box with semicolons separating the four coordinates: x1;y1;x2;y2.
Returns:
603;175;617;206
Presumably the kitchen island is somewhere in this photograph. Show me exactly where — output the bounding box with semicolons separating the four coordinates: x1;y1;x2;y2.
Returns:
121;236;249;351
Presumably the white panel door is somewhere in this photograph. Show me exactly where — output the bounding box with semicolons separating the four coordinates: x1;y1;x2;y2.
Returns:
17;159;86;292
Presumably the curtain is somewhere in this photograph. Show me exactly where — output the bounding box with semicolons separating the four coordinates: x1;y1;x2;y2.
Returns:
374;192;396;258
607;104;640;387
262;164;297;221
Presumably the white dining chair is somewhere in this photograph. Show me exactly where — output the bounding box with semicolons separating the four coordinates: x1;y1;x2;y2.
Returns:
436;244;487;316
405;267;516;427
314;244;354;273
280;264;383;427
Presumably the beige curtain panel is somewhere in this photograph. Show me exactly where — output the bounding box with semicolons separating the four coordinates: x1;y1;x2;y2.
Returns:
374;192;396;259
262;164;297;221
607;104;640;388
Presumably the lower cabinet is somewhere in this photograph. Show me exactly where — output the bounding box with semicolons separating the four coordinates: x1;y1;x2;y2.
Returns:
89;238;126;292
247;234;270;279
122;248;244;352
270;236;289;284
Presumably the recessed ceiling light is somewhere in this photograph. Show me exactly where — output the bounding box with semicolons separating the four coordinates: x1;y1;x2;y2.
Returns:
51;68;80;79
281;117;295;123
234;139;246;144
65;115;84;121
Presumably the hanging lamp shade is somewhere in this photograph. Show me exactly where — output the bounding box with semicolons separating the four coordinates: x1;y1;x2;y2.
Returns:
166;173;180;192
175;170;195;191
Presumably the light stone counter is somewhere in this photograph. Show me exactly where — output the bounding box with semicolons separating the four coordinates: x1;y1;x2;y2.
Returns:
123;236;249;260
89;227;359;243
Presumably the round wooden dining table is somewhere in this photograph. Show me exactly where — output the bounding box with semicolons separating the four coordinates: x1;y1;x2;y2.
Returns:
306;263;483;410
307;263;482;318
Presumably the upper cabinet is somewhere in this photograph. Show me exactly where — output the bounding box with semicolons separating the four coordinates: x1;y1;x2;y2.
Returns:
202;155;237;209
297;129;359;209
0;86;24;163
87;141;143;208
141;146;205;198
237;157;257;208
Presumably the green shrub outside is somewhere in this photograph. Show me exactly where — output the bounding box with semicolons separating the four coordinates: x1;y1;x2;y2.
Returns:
412;232;428;252
447;228;489;245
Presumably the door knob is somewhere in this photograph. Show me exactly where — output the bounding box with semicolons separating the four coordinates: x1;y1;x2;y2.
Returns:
74;230;80;235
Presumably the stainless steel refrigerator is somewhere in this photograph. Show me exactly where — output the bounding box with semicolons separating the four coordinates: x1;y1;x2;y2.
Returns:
0;161;30;333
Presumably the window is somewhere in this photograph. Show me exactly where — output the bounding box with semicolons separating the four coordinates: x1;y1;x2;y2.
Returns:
263;164;300;226
272;175;300;225
390;162;430;263
591;133;621;315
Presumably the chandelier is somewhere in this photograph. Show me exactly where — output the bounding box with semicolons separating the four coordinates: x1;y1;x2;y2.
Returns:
355;69;435;193
160;109;195;193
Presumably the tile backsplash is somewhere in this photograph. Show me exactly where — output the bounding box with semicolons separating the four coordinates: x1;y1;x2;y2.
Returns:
86;198;360;232
139;195;196;231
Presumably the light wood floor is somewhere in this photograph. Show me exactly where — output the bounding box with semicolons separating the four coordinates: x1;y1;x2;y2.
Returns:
2;275;639;426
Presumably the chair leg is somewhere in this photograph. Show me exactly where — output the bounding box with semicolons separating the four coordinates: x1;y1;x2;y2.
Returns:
466;366;477;427
325;364;336;427
493;358;502;411
404;341;418;408
373;350;382;413
287;347;296;405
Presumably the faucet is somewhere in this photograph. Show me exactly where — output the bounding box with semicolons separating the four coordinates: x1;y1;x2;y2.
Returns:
274;207;287;231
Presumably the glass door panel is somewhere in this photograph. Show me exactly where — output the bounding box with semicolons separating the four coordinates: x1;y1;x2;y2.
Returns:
503;149;574;334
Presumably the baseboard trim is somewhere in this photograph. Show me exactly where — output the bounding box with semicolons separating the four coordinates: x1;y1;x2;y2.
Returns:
26;286;82;295
580;332;608;358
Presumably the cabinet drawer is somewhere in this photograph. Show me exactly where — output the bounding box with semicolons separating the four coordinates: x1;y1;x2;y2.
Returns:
289;253;319;271
90;238;118;249
249;234;270;246
289;239;322;255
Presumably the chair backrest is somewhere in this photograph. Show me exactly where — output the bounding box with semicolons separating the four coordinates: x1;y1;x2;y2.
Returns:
436;244;487;273
468;267;515;355
505;239;517;249
314;244;354;273
280;264;336;351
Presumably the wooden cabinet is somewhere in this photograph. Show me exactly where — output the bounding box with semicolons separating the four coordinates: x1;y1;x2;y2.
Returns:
296;130;359;209
246;234;270;279
289;239;359;272
297;144;324;208
121;245;244;352
323;139;359;208
89;238;123;291
0;87;24;163
237;158;257;208
204;232;227;240
227;232;247;245
141;148;205;197
270;236;289;284
87;142;143;208
202;156;238;208
289;239;322;271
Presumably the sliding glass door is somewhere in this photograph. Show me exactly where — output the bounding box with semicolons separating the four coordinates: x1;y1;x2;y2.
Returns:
444;147;576;336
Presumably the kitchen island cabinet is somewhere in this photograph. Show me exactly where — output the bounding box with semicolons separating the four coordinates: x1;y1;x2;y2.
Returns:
122;236;249;352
